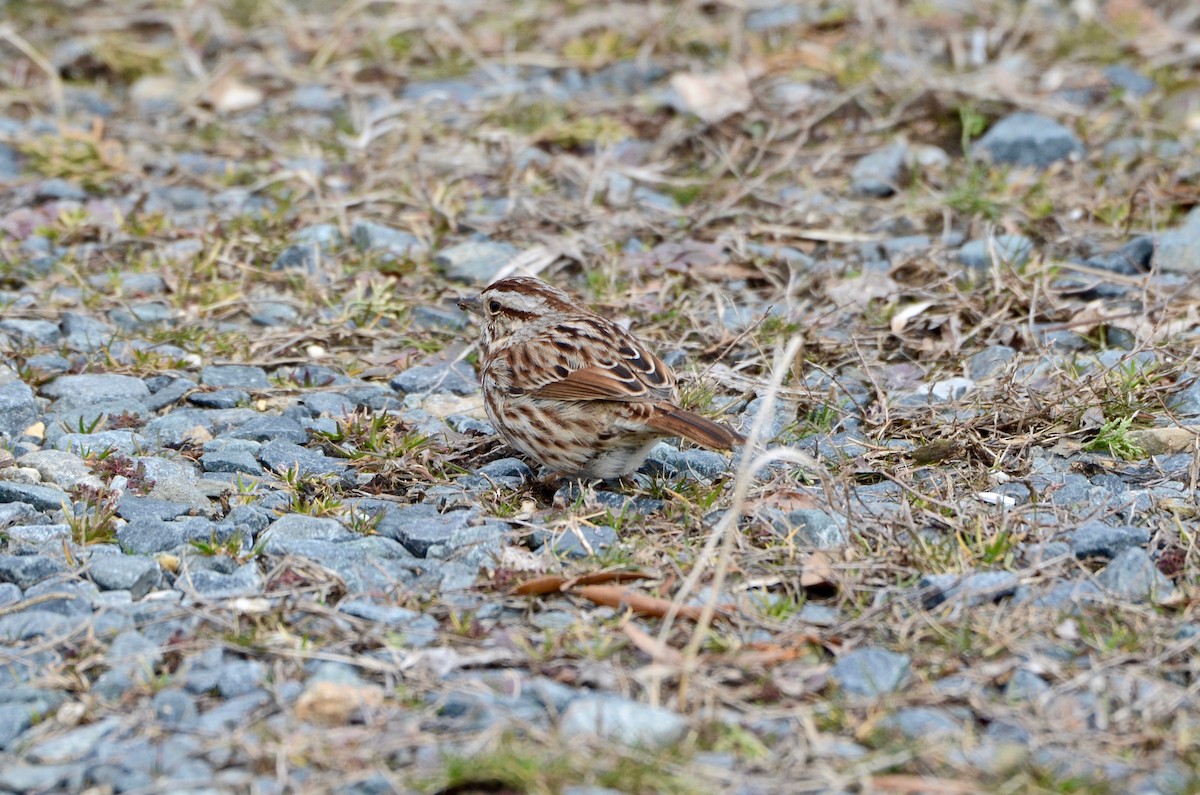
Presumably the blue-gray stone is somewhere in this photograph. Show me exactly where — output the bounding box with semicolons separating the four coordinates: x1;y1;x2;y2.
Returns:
60;312;113;351
215;659;266;697
271;241;323;272
830;647;911;696
188;388;250;409
56;430;146;457
116;495;189;522
201;446;263;475
199;365;270;389
0;318;61;344
0;608;71;640
475;457;533;488
1071;520;1149;559
42;374;150;406
543;524;619;559
117;518;188;554
195;690;271;733
351;220;423;257
0;480;69;512
1103;65;1156;97
146;377;197;411
88;555;161;599
880;706;963;739
337;597;439;645
0;702;34;749
0;381;40;439
1005;669;1050;701
250;301;300;326
560;696;687;748
967;345;1017;379
391;361;479;395
1154;206;1200;274
0;554;64;589
292;223;342;250
974;112;1084;168
258;439;345;476
1096;547;1175;603
920;571;1019;608
152;689;198;726
178;564;263;598
851;143;907;197
230;415;308;443
1085;236;1153;275
434;239;519;283
959;235;1034;269
676;449;730;480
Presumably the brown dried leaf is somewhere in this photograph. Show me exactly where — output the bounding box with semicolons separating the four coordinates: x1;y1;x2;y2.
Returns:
577;585;709;621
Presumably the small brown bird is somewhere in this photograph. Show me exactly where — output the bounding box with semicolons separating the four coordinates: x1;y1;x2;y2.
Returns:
458;276;744;479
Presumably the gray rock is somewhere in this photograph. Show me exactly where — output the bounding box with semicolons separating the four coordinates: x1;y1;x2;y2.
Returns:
42;373;150;407
0;480;69;511
0;501;49;528
560;696;688;748
60;312;113;351
676;449;730;480
0;554;65;588
271;241;323;272
230;415;308;443
216;659;266;697
475;457;533;488
0;582;21;606
1154;206;1200;274
542;524;619;559
967;345;1017;379
116;495;190;522
292;223;342;250
152;688;198;726
338;597;439;646
1096;547;1175;603
351;220;423;257
0;381;39;439
117;518;188;554
0;608;71;640
263;536;417;592
262;514;355;547
250;301;300;326
27;716;122;763
879;706;963;739
88;555;161;599
0;763;81;793
18;450;96;489
434;239;519;283
201;446;263;475
0;318;61;344
391;361;479;396
177;564;263;598
973;112;1084;168
850;143;907;197
258;439;346;476
146;377;197;411
57;430;146;457
1005;669;1050;701
1071;520;1149;559
188;388;250;409
194;690;271;733
1085;236;1153;275
959;235;1034;269
1103;65;1156;97
1015;578;1104;609
920;571;1019;608
199;365;270;389
830;647;911;696
0;702;34;749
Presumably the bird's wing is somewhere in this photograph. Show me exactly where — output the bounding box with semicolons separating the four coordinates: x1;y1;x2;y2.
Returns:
503;316;676;403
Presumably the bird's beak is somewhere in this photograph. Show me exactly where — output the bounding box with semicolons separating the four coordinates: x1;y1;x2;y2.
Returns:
457;296;482;316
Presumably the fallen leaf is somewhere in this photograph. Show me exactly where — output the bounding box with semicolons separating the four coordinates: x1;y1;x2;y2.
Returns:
670;65;756;124
578;585;710;621
890;300;935;334
622;621;683;664
206;74;263;114
295;680;384;725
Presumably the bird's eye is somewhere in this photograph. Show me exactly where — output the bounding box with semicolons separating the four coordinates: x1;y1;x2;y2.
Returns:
488;299;502;314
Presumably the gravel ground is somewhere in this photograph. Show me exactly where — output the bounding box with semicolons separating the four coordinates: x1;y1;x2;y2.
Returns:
2;2;1200;794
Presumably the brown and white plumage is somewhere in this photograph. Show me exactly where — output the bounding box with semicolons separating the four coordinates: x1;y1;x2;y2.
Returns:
458;276;744;479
